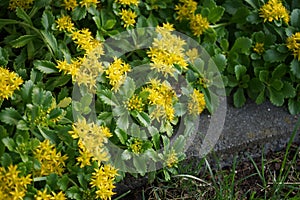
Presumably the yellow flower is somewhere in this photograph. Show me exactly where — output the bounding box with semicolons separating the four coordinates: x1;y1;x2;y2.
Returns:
0;67;23;100
34;140;68;176
186;48;199;63
147;24;188;77
0;165;32;200
51;191;67;200
188;89;206;115
115;0;139;6
165;149;178;168
8;0;34;10
35;189;52;200
253;43;265;55
287;32;300;60
175;0;198;21
71;28;101;53
189;14;210;37
80;0;99;7
69;119;112;165
143;79;177;122
129;138;143;154
120;9;137;28
126;94;144;112
62;0;78;10
55;58;82;78
90;164;118;200
56;15;75;32
105;57;131;91
259;0;289;24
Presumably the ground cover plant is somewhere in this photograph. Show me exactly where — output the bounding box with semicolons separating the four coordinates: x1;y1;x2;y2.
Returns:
0;0;299;199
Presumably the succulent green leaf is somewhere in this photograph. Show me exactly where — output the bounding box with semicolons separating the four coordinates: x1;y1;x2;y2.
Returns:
72;6;87;21
270;79;283;91
16;7;32;25
115;128;128;145
33;60;58;74
209;54;227;72
272;64;286;79
269;87;284;106
230;37;252;54
0;107;22;125
288;99;300;115
282;81;296;98
234;65;247;81
233;88;246;108
0;47;9;66
263;49;288;63
291;9;300;28
10;35;37;48
41;10;55;30
290;59;300;79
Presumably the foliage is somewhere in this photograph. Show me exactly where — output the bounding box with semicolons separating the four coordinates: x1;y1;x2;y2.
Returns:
0;0;299;199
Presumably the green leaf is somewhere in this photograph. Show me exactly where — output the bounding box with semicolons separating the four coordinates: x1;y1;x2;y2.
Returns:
1;153;12;167
136;112;150;127
209;54;227;72
2;137;16;151
40;30;58;56
230;37;252;54
152;133;160;150
0;47;9;66
282;81;296;98
117;111;129;131
115;128;128;145
291;9;300;29
290;59;300;79
270;79;283;91
231;7;249;24
272;64;286;79
121;150;132;160
269;88;284;106
172;135;185;153
255;89;265;104
133;155;147;176
20;80;34;104
41;10;55;30
119;77;135;99
0;107;22;125
259;70;269;82
207;6;225;23
66;186;81;200
16;7;32;25
263;49;287;63
57;97;72;108
103;19;116;30
10;35;37;48
233;88;246;108
98;90;118;106
58;175;70;191
147;13;158;27
33;60;58;74
288;99;300;115
72;6;87;21
234;65;247;81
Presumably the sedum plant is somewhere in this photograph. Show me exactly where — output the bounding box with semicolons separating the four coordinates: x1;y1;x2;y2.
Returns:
0;0;299;199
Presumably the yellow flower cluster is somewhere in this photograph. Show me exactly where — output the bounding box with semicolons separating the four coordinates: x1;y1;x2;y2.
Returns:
259;0;289;24
129;138;143;154
56;15;75;32
71;28;101;53
69;118;113;166
188;89;206;115
34;140;68;176
35;188;66;200
189;14;210;37
126;94;144;112
143;79;177;122
120;9;137;28
8;0;34;10
115;0;139;6
175;0;197;21
56;58;82;78
56;15;105;91
147;23;188;77
165;149;178;168
62;0;78;10
105;58;131;91
80;0;99;8
287;32;300;60
62;0;99;10
0;165;32;200
253;42;265;55
174;0;210;37
90;164;118;200
0;67;23;100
